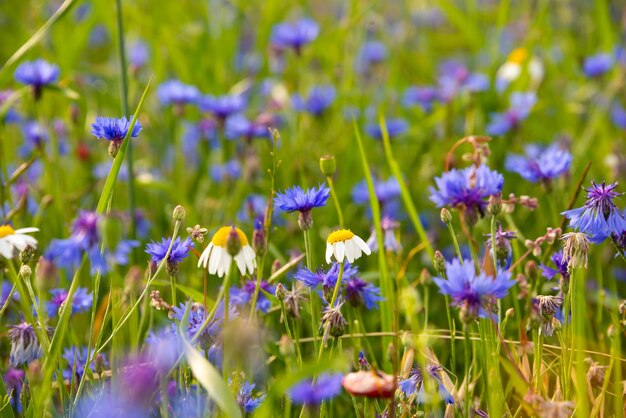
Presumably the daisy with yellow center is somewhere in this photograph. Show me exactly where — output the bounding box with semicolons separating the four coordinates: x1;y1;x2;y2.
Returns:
325;229;371;264
0;225;38;259
198;226;256;277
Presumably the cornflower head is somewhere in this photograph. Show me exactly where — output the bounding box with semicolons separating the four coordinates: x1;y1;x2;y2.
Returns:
562;181;626;243
325;229;371;264
199;93;246;121
210;159;241;182
145;236;192;275
63;346;108;380
20;120;49;155
47;287;92;317
236;380;266;413
433;258;515;323
91;116;142;158
437;60;488;101
3;369;25;413
170;301;236;351
403;86;440;112
292;85;336;116
294;262;359;302
583;52;614;78
505;143;572;183
231;279;275;313
128;40;149;72
8;322;45;366
14;59;60;99
344;276;384;310
484;225;516;269
486;92;537;136
539;251;570;282
429;165;504;225
157;79;200;108
288;373;343;405
0;224;38;260
225;114;270;141
270;18;319;54
274;184;330;230
399;364;454;405
198;226;256;277
365;118;408;140
355;41;387;73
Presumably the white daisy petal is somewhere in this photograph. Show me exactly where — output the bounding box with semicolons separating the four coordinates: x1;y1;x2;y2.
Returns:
14;227;39;234
344;239;357;263
234;252;246;275
334;241;345;263
209;246;221;275
0;240;13;259
243;246;256;274
353;235;371;255
325;243;333;264
198;243;213;268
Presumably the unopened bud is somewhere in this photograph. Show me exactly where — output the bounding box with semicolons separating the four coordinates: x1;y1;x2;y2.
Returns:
525;261;538;281
271;259;282;275
253;228;266;256
19;265;32;281
35;256;57;291
319;155;337;177
506;308;515;319
434;250;446;275
440;208;452;224
172;205;186;221
279;334;295;357
20;246;35;264
297;210;313;231
108;139;123;158
275;283;287;301
487;193;502;216
419;268;431;285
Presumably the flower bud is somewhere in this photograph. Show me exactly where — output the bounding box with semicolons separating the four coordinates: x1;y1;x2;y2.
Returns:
506;308;515;319
525;261;539;281
19;246;36;265
275;283;287;301
297;210;313;231
487;193;502;216
440;208;452;224
434;250;446;275
319;155;337;177
108;139;123;158
279;334;295;357
172;205;186;221
19;265;32;281
35;256;57;291
271;259;282;275
226;227;242;257
253;228;266;257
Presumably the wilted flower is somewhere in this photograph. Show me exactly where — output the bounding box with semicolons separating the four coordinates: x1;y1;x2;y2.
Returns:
325;229;371;264
288;373;343;405
320;301;348;343
560;232;590;270
198;226;256;277
8;322;45;366
0;225;38;259
534;295;563;336
505;143;572;183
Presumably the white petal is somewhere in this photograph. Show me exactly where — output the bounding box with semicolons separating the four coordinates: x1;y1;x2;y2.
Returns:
344;239;357;263
234;252;246;276
0;240;13;259
198;243;213;268
334;241;345;263
243;246;256;274
353;235;371;255
325;243;333;264
217;249;231;277
7;235;28;251
14;227;39;234
209;247;221;275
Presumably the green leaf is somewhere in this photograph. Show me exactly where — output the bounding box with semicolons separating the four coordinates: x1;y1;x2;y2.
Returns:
181;336;242;418
0;376;15;418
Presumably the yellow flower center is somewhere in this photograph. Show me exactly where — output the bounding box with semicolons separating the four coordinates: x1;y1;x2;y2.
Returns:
508;47;528;64
327;229;355;244
0;225;15;239
210;226;249;247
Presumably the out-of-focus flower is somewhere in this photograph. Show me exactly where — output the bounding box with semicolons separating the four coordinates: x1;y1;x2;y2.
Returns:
344;276;384;309
157;79;200;106
325;229;371;264
231;279;275;313
225;114;270;141
20;121;49;155
199;94;246;121
610;103;626;129
342;370;395;398
128;40;149;71
486;92;537;135
3;368;25;413
198;226;256;277
8;322;45;366
505;143;572;183
270;18;319;53
210;159;241;182
495;48;544;92
437;60;488;101
47;287;92;317
288;373;343;405
237;381;266;412
170;302;236;354
63;346;108;380
403;86;440;112
355;41;387;73
583;52;614;78
14;59;60;99
399;364;454;404
292;85;336;116
366;216;402;253
0;225;38;259
365;118;408;140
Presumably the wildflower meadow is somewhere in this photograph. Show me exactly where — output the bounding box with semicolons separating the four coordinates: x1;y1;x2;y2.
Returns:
1;0;626;417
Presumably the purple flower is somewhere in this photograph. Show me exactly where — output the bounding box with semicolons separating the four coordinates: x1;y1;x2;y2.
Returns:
288;373;343;405
433;258;515;321
14;59;60;98
352;176;400;207
484;226;516;269
403;86;440;112
8;322;44;366
157;79;200;106
199;94;246;120
344;277;384;309
429;165;504;215
145;237;192;266
230;280;275;313
437;61;488;101
63;346;108;380
3;369;25;413
20;120;49;156
562;181;626;243
583;53;614;77
505;143;572;183
128;40;149;70
486;92;536;135
47;287;92;317
238;194;268;225
91;116;142;142
210;159;241;182
237;381;266;412
611;104;626;129
225;114;270;140
170;302;236;351
294;262;359;289
355;41;387;73
539;251;570;281
274;184;330;213
270;18;319;52
292;85;336;116
399;365;454;404
365;118;408;139
366;216;402;253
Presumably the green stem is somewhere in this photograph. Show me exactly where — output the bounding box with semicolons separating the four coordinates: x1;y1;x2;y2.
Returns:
328;261;345;310
170;274;177;308
303;229;313;270
464;324;471;418
326;176;344;227
280;300;302;366
446;221;464;263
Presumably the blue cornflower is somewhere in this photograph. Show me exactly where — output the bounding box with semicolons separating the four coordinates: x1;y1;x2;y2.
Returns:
170;302;236;351
157;79;200;106
238;194;268;225
4;368;24;413
352;176;400;207
403;86;440;112
210;159;241;182
270;18;319;53
429;165;504;216
47;287;92;317
562;181;626;243
365;118;408;139
19;120;49;156
128;40;149;71
288;373;343;405
237;381;266;413
1;281;16;307
344;277;384;309
505;143;572;183
437;60;488;101
146;328;183;372
63;346;108;380
399;364;454;404
8;322;44;366
611;104;626;129
199;94;246;120
231;280;275;313
91;116;142;142
292;85;336;116
355;41;387;73
583;53;614;77
145;237;192;273
433;258;515;322
14;59;60;99
225;114;270;141
294;262;359;289
539;251;570;281
274;185;330;213
366;216;402;253
486;92;536;135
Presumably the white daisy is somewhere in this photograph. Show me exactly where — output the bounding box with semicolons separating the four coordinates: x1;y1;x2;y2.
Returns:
197;226;256;277
325;229;371;264
0;225;38;259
